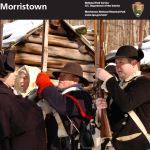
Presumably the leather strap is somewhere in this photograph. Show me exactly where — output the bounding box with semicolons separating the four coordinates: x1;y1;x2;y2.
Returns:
65;94;93;120
128;110;150;144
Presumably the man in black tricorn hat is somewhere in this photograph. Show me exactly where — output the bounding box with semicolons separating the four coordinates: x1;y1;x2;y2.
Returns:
36;62;93;150
95;45;150;150
0;50;47;150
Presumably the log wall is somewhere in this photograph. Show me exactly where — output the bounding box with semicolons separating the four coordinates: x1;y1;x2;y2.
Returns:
13;21;95;83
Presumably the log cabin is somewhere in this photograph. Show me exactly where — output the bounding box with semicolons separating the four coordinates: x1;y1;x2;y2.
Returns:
2;20;96;90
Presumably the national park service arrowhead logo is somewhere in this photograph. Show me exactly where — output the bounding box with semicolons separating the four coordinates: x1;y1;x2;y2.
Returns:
132;2;144;18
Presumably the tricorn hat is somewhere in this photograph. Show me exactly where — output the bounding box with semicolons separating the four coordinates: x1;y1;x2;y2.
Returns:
0;50;16;77
53;62;89;86
113;45;144;61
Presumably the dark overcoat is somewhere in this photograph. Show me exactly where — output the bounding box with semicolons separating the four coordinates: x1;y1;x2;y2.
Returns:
41;85;93;150
106;76;150;150
0;81;47;150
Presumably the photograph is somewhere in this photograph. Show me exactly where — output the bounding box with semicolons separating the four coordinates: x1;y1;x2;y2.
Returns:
0;1;150;150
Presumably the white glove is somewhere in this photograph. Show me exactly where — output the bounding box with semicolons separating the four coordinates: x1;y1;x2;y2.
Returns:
96;98;107;110
95;68;113;81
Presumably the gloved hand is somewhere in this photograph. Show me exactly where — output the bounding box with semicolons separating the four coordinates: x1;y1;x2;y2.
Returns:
95;98;107;118
96;98;107;110
36;72;53;96
95;68;113;81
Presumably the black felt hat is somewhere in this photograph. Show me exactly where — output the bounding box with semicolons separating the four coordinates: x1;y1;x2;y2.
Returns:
53;62;89;86
113;45;144;61
0;50;16;77
106;45;144;63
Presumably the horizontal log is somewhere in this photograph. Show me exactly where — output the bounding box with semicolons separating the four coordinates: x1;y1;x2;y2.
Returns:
87;30;94;36
13;43;42;55
48;37;79;49
81;64;95;73
48;34;69;40
15;53;93;67
14;43;94;62
85;35;94;41
78;45;89;54
26;35;79;49
49;28;67;36
15;53;62;66
48;23;94;56
48;46;93;61
15;52;94;72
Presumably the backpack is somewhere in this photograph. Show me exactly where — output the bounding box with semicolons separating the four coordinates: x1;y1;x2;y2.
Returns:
65;94;94;149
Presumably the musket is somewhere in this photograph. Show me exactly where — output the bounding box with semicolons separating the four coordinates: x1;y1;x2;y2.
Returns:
95;20;112;139
138;20;144;49
41;20;49;72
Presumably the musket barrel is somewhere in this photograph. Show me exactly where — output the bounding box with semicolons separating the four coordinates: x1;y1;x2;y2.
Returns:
98;20;112;139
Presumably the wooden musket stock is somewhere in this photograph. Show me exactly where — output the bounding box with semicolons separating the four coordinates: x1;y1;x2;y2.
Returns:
98;20;112;139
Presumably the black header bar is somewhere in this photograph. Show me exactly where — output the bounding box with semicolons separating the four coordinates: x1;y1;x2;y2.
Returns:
0;0;149;19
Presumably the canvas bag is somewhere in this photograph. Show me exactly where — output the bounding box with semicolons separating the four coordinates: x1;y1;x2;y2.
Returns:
65;93;94;149
79;121;94;149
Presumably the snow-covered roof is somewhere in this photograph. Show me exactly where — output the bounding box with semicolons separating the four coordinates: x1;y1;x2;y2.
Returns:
2;20;43;48
63;20;95;54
